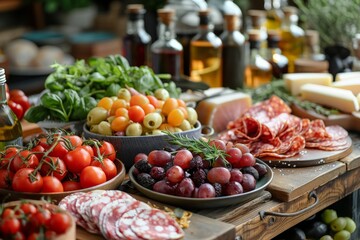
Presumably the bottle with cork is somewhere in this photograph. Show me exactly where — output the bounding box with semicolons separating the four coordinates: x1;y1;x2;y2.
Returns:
123;4;151;67
0;68;22;150
245;30;272;88
150;9;183;80
266;30;288;78
264;0;284;31
247;10;268;56
220;13;245;89
278;6;304;73
190;9;223;88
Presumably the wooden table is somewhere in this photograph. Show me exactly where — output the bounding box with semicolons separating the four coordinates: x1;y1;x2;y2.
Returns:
20;121;360;240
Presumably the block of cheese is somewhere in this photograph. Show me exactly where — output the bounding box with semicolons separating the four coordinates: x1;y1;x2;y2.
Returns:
300;83;359;113
284;73;333;96
335;71;360;81
196;92;252;133
332;79;360;95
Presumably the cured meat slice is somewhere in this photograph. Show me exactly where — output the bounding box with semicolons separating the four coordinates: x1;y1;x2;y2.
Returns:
75;193;100;233
303;119;331;142
257;135;306;158
86;190;134;227
130;208;184;240
261;113;291;140
251;138;282;156
325;125;348;140
59;192;88;229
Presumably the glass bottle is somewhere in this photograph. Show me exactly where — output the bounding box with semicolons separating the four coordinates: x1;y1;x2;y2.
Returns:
151;9;183;80
220;14;245;89
245;30;272;88
266;30;288;78
278;6;304;73
190;9;223;88
123;4;151;67
0;68;22;150
264;0;284;30
247;10;268;55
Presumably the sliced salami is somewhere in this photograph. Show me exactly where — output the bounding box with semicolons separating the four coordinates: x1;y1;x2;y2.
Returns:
326;125;348;140
117;207;150;240
130;208;184;240
58;192;87;229
74;192;100;233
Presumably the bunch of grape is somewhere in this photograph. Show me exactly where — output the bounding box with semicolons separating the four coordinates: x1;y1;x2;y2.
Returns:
319;209;357;240
132;139;268;198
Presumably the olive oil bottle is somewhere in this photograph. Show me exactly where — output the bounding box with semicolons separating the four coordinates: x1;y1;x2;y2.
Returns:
0;68;22;150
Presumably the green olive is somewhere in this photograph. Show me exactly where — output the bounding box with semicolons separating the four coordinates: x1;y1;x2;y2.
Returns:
98;121;112;135
143;112;163;129
90;124;99;133
117;88;131;102
107;116;115;124
87;107;108;126
154;88;169;101
126;123;143;136
179;119;192;131
151;129;165;135
186;107;198;125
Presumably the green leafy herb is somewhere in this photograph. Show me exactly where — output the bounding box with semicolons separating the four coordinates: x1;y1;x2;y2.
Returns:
244;80;339;117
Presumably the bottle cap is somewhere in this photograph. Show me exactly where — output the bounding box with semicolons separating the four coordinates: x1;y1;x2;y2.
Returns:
248;29;261;41
0;68;5;83
247;10;266;28
199;9;211;25
224;14;240;31
157;9;175;25
127;4;145;14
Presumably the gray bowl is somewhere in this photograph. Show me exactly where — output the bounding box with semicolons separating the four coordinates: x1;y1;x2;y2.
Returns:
83;121;203;171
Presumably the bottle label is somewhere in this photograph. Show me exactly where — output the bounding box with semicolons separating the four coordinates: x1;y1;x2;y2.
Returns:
0;137;22;150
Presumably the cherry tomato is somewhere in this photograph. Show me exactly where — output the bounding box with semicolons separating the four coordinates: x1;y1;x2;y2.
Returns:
12;168;43;193
37;137;50;150
41;176;64;193
20;203;37;215
9;89;25;97
2;208;15;219
40;156;67;181
27;233;40;240
11;150;39;172
0;169;13;189
8;100;24;120
0;217;21;235
63;147;91;173
79;145;94;158
95;141;116;161
11;95;31;112
49;141;69;158
30;144;45;161
128;105;145;123
48;212;72;234
91;158;117;180
45;230;57;239
62;181;82;191
1;147;18;168
63;135;83;148
29;209;51;230
80;166;106;188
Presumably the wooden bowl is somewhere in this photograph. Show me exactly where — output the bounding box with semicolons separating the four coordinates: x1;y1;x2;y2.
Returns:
3;200;76;240
0;160;125;204
83;121;203;171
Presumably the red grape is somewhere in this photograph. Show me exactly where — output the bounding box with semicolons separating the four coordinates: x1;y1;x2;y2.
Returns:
207;167;231;184
173;149;193;170
209;139;226;151
134;153;148;164
230;169;243;183
175;178;195;197
225;148;242;167
150;167;165;180
198;183;216;198
242;174;256;192
223;181;243;196
237;153;256;168
148;150;172;167
166;166;184;184
153;180;175;195
234;143;250;154
192;187;199;198
212;157;229;168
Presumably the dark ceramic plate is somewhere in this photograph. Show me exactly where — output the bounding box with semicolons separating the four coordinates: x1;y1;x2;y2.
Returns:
129;159;273;209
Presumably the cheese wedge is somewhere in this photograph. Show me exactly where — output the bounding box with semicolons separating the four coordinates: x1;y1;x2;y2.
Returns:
300;83;359;113
335;71;360;81
332;79;360;95
196;92;252;133
284;73;333;96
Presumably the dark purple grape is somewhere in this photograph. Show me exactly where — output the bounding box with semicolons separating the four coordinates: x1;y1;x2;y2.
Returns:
241;166;259;180
132;167;140;177
253;163;268;177
191;169;206;187
223;181;243;196
242;174;256;192
153;180;175;195
202;159;211;169
137;173;155;189
198;183;216;198
150;166;165;180
134;159;152;173
213;183;222;197
230;169;243;183
175;178;195;197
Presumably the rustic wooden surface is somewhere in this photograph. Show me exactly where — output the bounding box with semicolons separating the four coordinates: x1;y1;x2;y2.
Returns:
340;133;360;170
21;120;42;138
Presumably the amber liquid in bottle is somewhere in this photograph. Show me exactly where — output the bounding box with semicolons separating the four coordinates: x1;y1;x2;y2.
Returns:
264;0;284;30
0;68;22;150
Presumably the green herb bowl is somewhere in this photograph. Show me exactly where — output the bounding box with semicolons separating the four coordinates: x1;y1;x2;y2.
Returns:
83;121;205;171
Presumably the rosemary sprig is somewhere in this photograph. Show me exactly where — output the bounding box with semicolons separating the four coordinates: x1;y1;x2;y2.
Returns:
164;131;227;165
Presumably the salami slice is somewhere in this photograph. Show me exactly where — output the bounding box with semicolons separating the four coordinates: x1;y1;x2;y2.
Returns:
117;207;151;240
130;208;184;240
75;192;100;233
59;192;88;229
261;113;291;140
251;138;282;156
326;125;348;140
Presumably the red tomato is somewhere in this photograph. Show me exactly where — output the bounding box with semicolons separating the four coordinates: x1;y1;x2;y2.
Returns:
2;208;15;218
45;230;57;239
30;144;45;161
0;217;21;235
95;141;116;161
40;156;67;181
9;89;25;97
11;150;39;172
80;166;106;189
27;233;40;240
8;100;24;120
49;141;69;158
0;169;13;189
11;95;31;112
128;105;145;123
63;135;83;148
29;209;51;230
62;181;82;192
63;147;91;173
12;168;43;193
38;137;50;150
41;176;64;193
91;158;117;180
1;147;18;168
19;203;37;215
79;145;94;158
48;212;71;234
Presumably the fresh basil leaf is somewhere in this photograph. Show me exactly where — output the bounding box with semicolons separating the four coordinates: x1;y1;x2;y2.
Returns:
24;106;50;123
